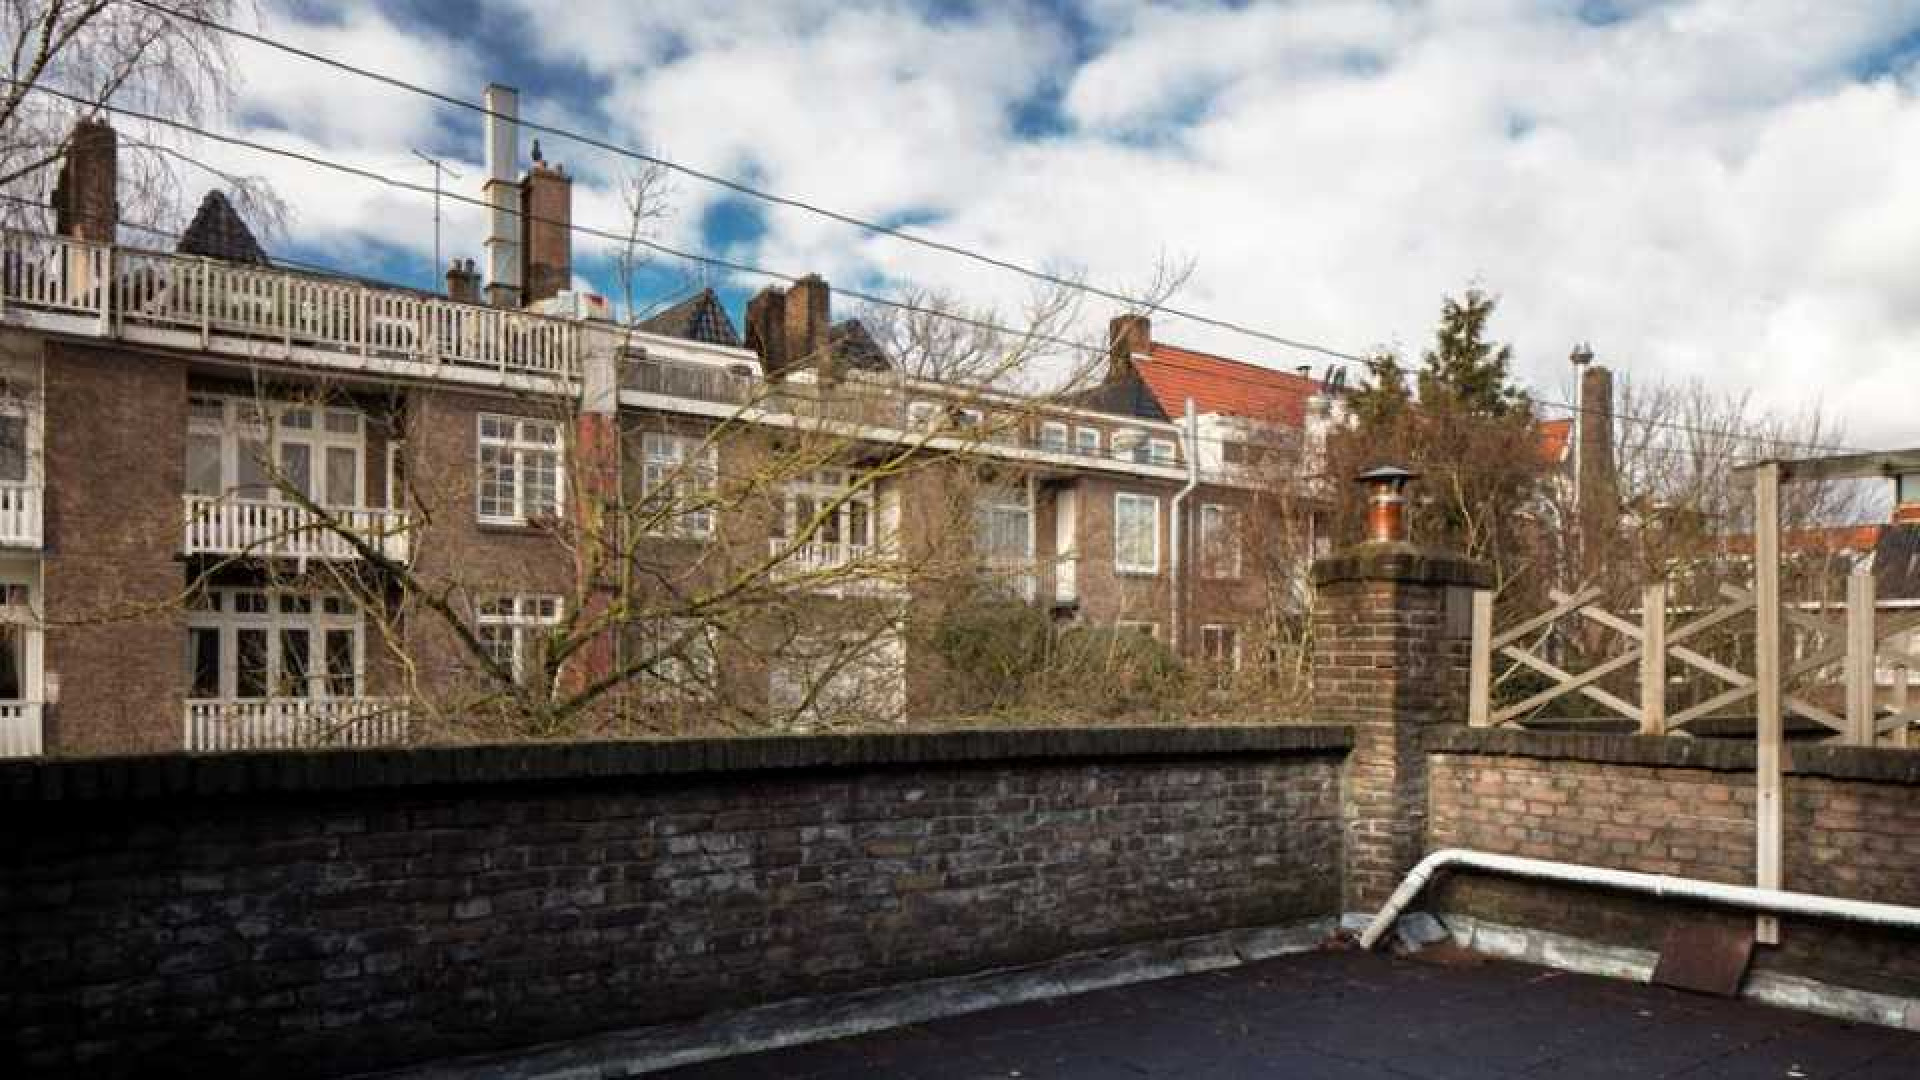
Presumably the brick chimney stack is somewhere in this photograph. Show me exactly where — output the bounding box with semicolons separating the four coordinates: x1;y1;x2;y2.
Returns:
519;139;572;307
746;276;833;379
1108;314;1151;383
53;119;118;243
445;258;481;304
1571;344;1618;582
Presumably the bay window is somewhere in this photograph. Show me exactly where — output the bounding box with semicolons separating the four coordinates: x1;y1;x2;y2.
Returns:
187;396;366;507
772;469;873;552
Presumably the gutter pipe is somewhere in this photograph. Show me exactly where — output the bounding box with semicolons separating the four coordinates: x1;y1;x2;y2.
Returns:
1169;397;1199;653
1359;848;1920;951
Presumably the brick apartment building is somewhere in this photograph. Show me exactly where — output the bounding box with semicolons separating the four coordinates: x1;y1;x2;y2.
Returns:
0;98;1334;758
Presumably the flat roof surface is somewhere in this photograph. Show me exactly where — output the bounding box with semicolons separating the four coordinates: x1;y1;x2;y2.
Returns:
659;950;1918;1079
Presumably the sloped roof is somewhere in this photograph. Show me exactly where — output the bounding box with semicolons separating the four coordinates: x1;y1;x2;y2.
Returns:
176;190;268;264
830;318;891;372
1071;374;1170;422
1133;343;1322;427
638;288;740;347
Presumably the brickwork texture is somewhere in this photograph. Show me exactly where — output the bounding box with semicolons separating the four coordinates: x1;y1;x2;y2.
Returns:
0;728;1348;1079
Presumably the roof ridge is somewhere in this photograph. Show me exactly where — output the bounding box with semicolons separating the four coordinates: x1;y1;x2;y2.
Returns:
1142;344;1324;386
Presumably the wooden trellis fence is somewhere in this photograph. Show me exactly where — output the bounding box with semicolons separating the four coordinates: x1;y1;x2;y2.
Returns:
1468;572;1918;747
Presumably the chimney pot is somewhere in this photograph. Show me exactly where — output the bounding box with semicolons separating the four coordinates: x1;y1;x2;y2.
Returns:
1355;464;1417;545
446;257;481;303
482;83;523;308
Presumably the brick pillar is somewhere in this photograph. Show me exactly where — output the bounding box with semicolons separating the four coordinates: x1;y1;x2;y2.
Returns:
519;153;572;306
1312;544;1488;913
53;119;117;243
563;348;621;697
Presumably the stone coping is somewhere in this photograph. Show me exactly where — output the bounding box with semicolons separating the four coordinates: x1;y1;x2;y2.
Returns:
0;725;1353;804
1310;543;1491;589
1427;726;1920;785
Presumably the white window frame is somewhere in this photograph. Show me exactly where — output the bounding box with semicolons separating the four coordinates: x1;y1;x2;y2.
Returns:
1201;624;1242;671
1114;492;1161;575
1074;427;1102;456
1199;503;1243;579
640;432;719;538
475;594;561;683
1111;429;1146;462
185;587;364;701
907;402;938;431
1038;421;1069;453
1149;438;1177;466
188;395;368;508
774;469;875;552
476;413;564;526
974;484;1033;563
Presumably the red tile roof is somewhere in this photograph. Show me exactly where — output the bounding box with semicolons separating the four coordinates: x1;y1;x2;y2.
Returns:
1134;343;1322;427
1720;524;1886;557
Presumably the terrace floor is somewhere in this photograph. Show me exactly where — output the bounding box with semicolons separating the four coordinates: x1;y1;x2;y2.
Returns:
658;949;1919;1079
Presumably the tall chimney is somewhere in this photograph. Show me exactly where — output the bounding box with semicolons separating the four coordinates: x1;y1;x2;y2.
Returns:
445;257;480;304
1108;314;1151;383
520;139;572;307
785;275;830;372
53;119;118;244
482;84;523;308
745;287;788;375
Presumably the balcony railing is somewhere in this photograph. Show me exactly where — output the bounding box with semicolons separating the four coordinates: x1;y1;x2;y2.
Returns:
0;482;41;548
2;228;580;379
768;538;901;594
184;697;410;752
0;701;42;758
183;495;410;562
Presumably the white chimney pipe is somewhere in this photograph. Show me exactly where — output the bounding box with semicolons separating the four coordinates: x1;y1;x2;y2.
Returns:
483;83;522;307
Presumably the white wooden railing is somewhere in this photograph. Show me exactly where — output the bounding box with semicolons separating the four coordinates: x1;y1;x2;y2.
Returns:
2;228;581;379
1055;556;1078;605
0;482;41;548
767;538;903;594
183;495;410;562
0;701;42;757
184;698;410;752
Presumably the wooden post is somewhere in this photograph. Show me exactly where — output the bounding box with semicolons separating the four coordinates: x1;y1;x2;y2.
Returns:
1894;665;1911;749
1640;583;1667;735
1846;567;1876;746
1468;588;1493;727
1754;462;1783;945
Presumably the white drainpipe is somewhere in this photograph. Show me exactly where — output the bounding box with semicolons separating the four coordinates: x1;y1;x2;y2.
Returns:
1168;398;1199;653
1360;848;1920;950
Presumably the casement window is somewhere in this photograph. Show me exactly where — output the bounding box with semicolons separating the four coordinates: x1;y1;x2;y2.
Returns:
1201;624;1241;670
1149;438;1177;466
1117;620;1159;639
974;485;1032;562
476;413;562;525
475;594;561;683
1111;429;1146;462
1199;503;1243;579
0;582;35;703
1114;492;1161;574
631;617;717;702
1075;427;1102;456
186;588;363;700
772;469;874;552
1038;421;1069;453
639;432;719;537
188;396;367;507
0;394;33;486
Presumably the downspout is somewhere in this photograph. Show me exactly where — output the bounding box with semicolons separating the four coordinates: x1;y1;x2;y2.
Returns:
1169;398;1199;653
1359;848;1920;950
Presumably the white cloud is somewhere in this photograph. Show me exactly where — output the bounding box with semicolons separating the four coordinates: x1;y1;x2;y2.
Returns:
194;1;1920;449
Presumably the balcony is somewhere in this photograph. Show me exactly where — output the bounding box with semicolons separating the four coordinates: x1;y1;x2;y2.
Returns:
0;482;41;549
0;701;42;758
182;495;410;562
767;538;900;595
184;697;410;752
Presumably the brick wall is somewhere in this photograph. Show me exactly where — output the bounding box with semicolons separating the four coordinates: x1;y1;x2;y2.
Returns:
42;340;187;754
0;726;1350;1079
1426;729;1920;997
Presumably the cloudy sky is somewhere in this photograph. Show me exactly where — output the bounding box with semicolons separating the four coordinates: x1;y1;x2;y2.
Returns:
201;0;1920;446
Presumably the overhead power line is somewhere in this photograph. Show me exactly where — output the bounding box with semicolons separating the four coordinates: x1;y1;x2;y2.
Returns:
7;76;1870;460
128;0;1368;365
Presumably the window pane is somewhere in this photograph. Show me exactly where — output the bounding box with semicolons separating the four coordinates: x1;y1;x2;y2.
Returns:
325;629;356;697
237;439;271;498
478;445;516;519
849;502;870;548
0;623;20;700
325;409;360;435
524;449;559;517
236;628;268;699
280;628;310;698
325;447;359;508
278;442;313;501
186;434;222;497
0;415;26;484
188;627;221;698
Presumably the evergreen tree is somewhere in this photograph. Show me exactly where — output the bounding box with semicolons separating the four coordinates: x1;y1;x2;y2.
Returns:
1416;288;1527;417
